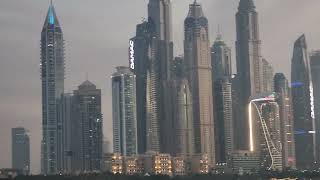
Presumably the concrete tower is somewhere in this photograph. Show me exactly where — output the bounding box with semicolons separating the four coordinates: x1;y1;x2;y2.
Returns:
235;0;262;149
184;1;215;167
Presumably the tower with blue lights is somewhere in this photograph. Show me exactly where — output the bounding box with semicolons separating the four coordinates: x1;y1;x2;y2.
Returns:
40;1;65;174
291;34;315;169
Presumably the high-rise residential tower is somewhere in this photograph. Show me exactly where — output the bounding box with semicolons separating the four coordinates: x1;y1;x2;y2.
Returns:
175;79;195;156
235;0;262;149
148;0;175;154
291;34;315;169
184;1;215;166
59;93;73;173
248;94;282;171
40;2;65;174
310;51;320;163
214;78;233;165
274;73;296;168
112;66;138;156
72;81;103;172
262;58;274;92
211;34;232;82
211;35;233;164
130;21;152;154
12;128;30;174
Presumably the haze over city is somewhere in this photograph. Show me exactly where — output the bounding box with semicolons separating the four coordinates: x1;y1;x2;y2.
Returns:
1;0;320;174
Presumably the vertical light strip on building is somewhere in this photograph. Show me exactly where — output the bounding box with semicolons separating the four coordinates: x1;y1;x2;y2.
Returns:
249;102;254;152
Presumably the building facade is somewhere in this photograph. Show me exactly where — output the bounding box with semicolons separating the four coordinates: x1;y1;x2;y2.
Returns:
249;94;283;171
211;35;233;165
235;0;263;150
11;128;30;174
130;21;152;154
72;81;103;172
310;51;320;163
112;66;138;156
274;73;296;168
262;58;274;92
211;34;232;82
184;1;215;167
40;2;65;174
291;35;315;169
214;78;233;165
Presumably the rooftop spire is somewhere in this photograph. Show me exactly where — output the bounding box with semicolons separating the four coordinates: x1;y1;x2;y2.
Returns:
42;0;60;28
187;0;204;18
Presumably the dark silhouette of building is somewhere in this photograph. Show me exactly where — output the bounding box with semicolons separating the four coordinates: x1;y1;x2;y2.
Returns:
291;35;315;169
12;128;30;175
235;0;262;150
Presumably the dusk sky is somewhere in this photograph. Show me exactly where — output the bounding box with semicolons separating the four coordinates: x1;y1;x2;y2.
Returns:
1;0;320;174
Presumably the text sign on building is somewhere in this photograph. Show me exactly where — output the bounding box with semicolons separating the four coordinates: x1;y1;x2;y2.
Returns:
129;40;135;70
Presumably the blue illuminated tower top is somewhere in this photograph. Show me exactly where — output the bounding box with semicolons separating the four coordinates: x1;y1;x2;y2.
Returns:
43;0;61;29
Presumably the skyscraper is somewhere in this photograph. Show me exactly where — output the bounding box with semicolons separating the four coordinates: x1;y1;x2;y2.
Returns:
59;93;73;173
262;58;274;92
274;73;296;168
40;2;65;174
175;79;195;156
310;51;320;163
214;78;233;164
12;128;30;174
211;35;232;81
147;0;174;154
184;1;215;166
112;66;138;156
211;35;233;164
130;21;153;154
72;81;103;172
291;34;315;169
248;94;282;171
235;0;262;149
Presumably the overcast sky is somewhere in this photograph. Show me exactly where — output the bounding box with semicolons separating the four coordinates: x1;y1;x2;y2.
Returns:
1;0;320;174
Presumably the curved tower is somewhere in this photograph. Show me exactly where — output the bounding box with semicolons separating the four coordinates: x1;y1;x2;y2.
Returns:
291;35;315;169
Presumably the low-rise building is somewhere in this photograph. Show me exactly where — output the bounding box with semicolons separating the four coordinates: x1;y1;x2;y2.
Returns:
172;156;187;176
190;154;209;174
154;153;172;176
231;151;260;174
111;153;123;174
124;156;138;175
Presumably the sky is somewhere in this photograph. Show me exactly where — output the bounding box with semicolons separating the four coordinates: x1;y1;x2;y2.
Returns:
0;0;320;174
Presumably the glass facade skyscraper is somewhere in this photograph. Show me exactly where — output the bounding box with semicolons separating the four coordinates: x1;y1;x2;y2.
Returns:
291;34;315;169
274;73;296;168
40;2;65;174
112;66;138;156
211;35;233;164
310;51;320;163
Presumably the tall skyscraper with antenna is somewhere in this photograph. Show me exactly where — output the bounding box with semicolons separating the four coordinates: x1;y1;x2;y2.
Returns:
40;1;65;174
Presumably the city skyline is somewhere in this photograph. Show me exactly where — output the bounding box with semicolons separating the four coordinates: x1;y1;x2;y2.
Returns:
1;0;320;174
